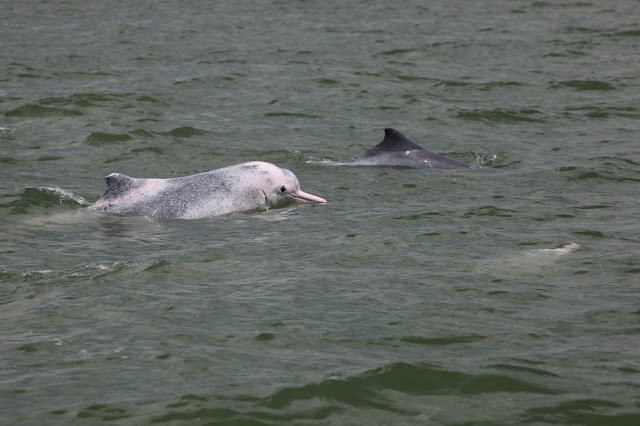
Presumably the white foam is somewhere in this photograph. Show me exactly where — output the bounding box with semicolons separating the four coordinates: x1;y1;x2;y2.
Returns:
306;159;342;166
526;242;580;256
40;186;90;206
23;270;53;276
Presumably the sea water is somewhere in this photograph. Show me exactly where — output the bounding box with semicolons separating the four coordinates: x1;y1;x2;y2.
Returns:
1;0;639;424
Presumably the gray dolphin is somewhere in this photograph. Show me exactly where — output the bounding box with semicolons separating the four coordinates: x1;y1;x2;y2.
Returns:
90;161;326;219
344;128;472;169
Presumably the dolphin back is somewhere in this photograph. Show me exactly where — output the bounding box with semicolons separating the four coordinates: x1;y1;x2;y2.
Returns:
346;128;472;169
91;163;277;218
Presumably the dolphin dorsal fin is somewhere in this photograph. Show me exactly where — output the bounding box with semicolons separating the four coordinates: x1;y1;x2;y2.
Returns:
376;128;424;152
103;173;138;198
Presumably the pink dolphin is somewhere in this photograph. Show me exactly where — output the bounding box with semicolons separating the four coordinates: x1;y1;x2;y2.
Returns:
90;161;326;219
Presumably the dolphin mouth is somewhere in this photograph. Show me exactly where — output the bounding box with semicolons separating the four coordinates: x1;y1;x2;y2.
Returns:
290;190;326;204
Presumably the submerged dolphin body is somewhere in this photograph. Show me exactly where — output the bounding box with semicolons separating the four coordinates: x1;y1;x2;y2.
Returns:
344;128;472;169
90;161;326;219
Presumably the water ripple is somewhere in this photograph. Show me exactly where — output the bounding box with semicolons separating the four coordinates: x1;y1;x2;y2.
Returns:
456;108;544;123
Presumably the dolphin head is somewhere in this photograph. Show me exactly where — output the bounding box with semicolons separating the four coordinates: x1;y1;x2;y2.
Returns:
267;167;327;207
249;162;327;208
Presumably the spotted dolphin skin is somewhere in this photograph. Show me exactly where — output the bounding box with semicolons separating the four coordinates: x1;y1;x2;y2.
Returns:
344;128;472;169
90;161;326;219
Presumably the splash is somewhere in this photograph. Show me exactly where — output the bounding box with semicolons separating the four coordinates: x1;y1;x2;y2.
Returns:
38;187;91;206
526;242;580;256
1;186;90;215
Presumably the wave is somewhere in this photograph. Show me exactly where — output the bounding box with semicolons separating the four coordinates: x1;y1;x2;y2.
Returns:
558;163;640;183
456;108;545;123
58;361;560;424
2;92;168;120
551;79;615;91
4;103;82;117
0;259;172;288
0;187;89;215
0;262;116;286
161;126;208;138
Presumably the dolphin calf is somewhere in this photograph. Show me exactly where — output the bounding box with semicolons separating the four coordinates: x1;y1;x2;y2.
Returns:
344;128;472;169
90;161;326;219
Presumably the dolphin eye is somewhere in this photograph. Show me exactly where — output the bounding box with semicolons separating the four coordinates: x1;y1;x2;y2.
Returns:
280;186;286;193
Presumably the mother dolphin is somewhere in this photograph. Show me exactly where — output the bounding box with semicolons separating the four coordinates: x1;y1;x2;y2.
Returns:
90;161;326;219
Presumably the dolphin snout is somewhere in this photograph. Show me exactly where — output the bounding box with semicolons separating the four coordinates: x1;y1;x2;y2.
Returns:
290;190;326;204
